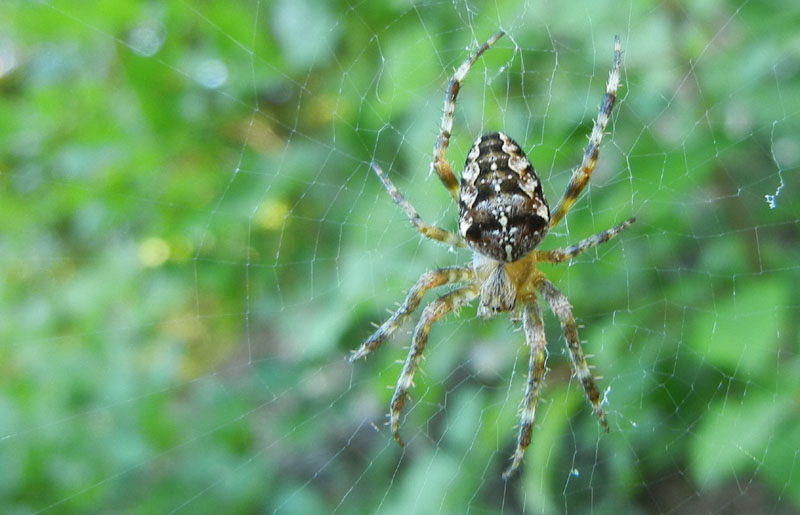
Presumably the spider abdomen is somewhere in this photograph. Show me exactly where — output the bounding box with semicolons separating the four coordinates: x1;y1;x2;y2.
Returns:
458;132;550;262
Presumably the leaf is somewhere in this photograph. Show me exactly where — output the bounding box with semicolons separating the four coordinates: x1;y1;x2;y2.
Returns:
687;277;787;377
690;391;791;488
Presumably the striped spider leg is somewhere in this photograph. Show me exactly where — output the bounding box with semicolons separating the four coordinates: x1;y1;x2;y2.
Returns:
387;285;479;445
350;266;472;361
432;31;505;201
503;297;547;479
549;36;622;229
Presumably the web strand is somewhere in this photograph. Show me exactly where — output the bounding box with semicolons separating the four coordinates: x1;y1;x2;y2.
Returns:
4;0;800;513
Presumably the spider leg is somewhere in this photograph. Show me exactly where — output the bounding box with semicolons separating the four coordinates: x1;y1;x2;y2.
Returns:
350;267;473;361
549;36;621;228
433;31;505;202
390;285;480;446
503;297;547;480
536;278;609;432
372;163;464;248
536;216;635;264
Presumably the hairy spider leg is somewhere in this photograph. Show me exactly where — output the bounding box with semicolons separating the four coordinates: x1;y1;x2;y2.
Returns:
433;31;505;202
350;267;473;361
390;285;480;446
536;277;609;431
536;216;635;264
371;163;464;248
549;36;622;229
503;298;548;480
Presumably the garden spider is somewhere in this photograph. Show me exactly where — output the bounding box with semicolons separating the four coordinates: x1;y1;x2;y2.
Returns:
351;31;634;479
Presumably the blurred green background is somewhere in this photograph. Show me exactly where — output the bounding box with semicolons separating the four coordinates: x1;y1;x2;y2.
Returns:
2;0;799;513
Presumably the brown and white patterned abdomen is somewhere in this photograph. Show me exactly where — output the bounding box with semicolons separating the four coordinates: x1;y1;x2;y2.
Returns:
458;132;550;262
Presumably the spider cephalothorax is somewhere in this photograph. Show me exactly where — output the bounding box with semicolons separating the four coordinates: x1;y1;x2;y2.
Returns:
351;31;634;480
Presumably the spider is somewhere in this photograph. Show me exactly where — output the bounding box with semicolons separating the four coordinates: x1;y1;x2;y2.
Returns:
351;31;634;479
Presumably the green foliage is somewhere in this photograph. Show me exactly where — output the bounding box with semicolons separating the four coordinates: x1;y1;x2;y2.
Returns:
1;0;799;512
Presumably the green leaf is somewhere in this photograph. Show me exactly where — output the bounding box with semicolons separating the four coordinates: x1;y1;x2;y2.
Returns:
687;277;787;377
690;392;791;488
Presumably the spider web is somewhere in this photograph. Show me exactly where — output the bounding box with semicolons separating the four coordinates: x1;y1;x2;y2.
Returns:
3;0;800;512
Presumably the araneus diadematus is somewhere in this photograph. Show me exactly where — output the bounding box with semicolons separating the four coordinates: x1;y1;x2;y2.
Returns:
351;32;634;479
